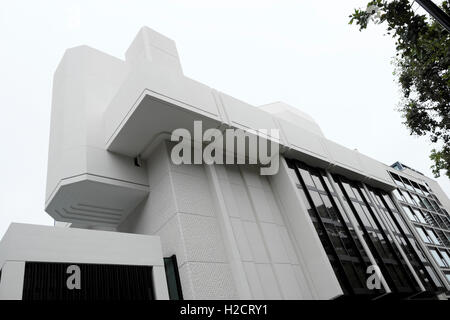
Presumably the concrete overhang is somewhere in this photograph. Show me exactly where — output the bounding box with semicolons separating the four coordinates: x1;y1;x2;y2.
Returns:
103;27;397;192
45;174;149;228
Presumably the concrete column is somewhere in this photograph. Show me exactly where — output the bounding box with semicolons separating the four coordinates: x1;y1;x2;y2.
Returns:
152;266;169;300
204;164;252;299
0;261;25;300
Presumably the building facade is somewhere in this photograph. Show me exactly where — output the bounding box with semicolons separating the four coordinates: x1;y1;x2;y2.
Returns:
1;27;449;300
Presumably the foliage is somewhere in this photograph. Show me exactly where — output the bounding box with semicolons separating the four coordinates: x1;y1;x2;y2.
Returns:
349;0;450;178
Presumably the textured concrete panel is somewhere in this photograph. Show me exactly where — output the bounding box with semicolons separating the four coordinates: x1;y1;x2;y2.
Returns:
225;164;245;185
218;179;241;218
178;213;228;263
262;178;285;226
172;171;216;217
231;183;256;222
273;264;303;299
178;263;195;300
169;161;208;179
242;262;265;299
255;264;282;299
155;213;187;266
240;165;264;189
181;262;238;299
293;265;314;300
148;176;178;233
247;186;275;224
230;218;254;262
243;222;270;263
146;142;171;187
278;226;299;265
259;222;290;264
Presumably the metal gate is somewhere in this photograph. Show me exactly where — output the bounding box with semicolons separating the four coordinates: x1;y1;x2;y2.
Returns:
22;262;154;300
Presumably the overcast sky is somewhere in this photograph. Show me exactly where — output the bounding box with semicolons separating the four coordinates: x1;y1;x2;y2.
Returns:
0;0;448;239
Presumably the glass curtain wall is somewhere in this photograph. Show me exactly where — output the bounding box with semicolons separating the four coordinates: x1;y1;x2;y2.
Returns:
286;159;444;298
389;171;450;285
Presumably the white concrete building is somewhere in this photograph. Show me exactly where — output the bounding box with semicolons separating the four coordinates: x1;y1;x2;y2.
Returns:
1;27;450;300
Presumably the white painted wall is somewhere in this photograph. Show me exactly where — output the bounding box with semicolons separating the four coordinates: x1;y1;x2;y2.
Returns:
0;261;25;300
0;223;169;300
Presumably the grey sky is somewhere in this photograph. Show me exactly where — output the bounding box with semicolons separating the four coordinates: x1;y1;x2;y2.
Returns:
0;0;448;239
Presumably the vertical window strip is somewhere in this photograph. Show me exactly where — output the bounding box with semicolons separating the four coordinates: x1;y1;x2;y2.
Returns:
289;161;379;296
